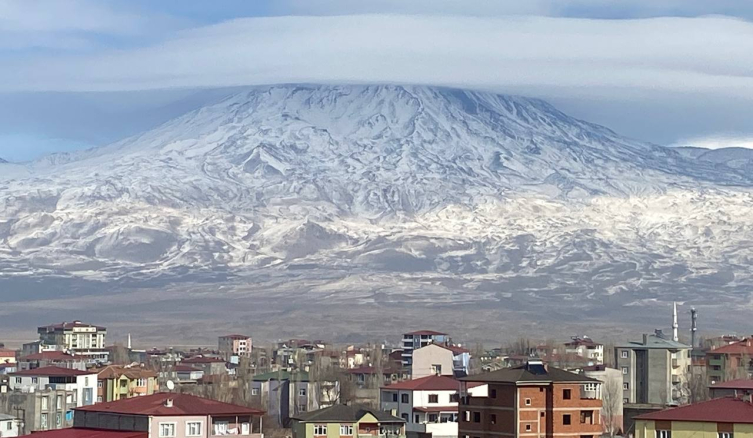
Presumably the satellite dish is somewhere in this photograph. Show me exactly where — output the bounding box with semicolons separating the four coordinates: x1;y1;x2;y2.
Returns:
166;380;175;391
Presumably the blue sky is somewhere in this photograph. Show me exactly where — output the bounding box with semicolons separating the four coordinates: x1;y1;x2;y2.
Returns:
2;0;753;161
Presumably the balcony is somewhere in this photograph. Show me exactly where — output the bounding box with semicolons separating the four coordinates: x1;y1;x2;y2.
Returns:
581;389;598;400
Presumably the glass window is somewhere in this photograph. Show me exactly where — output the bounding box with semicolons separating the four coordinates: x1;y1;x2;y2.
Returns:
251;388;259;395
401;394;409;403
429;394;439;403
563;389;571;400
56;395;62;409
623;383;629;390
392;393;398;402
314;424;327;436
491;414;497;425
40;414;48;430
656;431;671;438
56;413;62;427
340;424;354;435
563;415;571;425
160;423;176;437
473;412;481;423
41;397;49;410
622;367;629;374
718;433;732;438
525;398;531;406
621;351;629;358
299;388;307;397
187;422;202;436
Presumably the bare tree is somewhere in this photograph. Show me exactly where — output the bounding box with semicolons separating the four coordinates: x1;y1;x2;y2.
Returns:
601;378;622;437
110;343;131;365
684;365;709;404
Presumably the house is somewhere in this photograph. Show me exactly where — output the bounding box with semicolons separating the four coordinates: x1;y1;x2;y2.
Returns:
634;397;753;438
709;379;753;399
8;367;98;407
0;349;17;365
346;366;409;407
706;338;753;384
401;331;448;369
18;352;88;371
291;404;405;438
36;321;109;364
564;337;604;365
0;387;78;432
381;375;487;438
218;335;252;362
411;344;470;379
175;366;204;383
251;370;338;427
615;333;692;405
96;365;158;403
181;356;227;376
458;359;603;438
582;365;624;436
70;393;264;438
0;413;20;437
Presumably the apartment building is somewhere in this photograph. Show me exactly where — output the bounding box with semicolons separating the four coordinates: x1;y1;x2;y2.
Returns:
18;351;88;371
458;360;603;438
96;365;158;403
0;414;19;437
615;334;691;405
634;397;753;438
401;331;448;369
37;321;109;364
218;335;253;361
412;344;471;379
251;370;339;427
180;356;227;376
709;379;753;399
381;375;487;438
0;387;78;432
564;337;604;365
8;367;97;407
706;338;753;384
291;405;405;438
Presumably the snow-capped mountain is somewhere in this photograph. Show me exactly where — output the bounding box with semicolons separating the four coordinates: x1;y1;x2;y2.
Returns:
2;85;752;338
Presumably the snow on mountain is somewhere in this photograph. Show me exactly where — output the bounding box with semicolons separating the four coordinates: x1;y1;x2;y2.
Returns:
2;84;752;333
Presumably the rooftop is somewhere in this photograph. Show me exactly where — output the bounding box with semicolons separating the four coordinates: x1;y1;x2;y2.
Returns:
22;351;78;361
617;334;691;350
383;375;482;391
39;321;106;331
292;404;404;423
182;356;226;364
75;393;264;416
13;429;146;438
710;379;753;390
709;339;753;355
461;362;597;384
346;366;402;376
10;366;94;377
220;334;250;340
565;337;601;348
252;370;310;382
0;413;16;421
636;397;753;423
405;330;447;336
0;349;16;357
97;365;158;380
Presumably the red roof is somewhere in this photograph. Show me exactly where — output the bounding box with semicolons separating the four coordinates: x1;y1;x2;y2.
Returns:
182;356;225;364
75;393;264;416
438;344;470;355
175;365;202;372
405;330;447;336
710;339;753;355
22;351;78;361
39;321;106;331
383;375;482;391
711;379;753;390
413;406;458;413
220;334;250;340
0;349;16;357
10;366;93;377
25;428;146;438
636;397;753;423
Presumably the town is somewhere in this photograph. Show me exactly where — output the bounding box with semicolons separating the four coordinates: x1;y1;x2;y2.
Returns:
0;304;749;438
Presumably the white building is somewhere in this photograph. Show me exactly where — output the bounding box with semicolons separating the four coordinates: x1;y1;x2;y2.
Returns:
401;331;448;369
381;375;487;438
8;366;98;407
412;344;471;379
564;336;604;364
0;414;20;437
36;321;108;364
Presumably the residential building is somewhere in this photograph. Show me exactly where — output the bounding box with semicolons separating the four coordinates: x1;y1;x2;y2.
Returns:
411;344;470;379
0;350;17;366
565;337;604;365
0;387;77;432
458;360;603;438
18;352;88;371
401;331;448;369
706;338;753;384
218;335;253;362
615;333;692;405
291;404;405;438
634;397;753;438
71;393;264;438
381;375;487;438
0;413;20;437
36;322;108;364
709;379;753;399
346;366;410;408
582;365;624;436
96;365;158;403
251;370;338;427
8;367;98;407
175;366;204;383
180;357;227;376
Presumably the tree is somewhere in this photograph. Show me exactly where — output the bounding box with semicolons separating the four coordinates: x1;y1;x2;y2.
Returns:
684;365;709;404
600;377;622;437
110;343;131;365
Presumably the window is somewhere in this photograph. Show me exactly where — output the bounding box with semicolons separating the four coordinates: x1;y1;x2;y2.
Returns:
622;367;629;375
428;414;438;423
563;415;571;425
450;393;459;403
401;414;409;421
526;424;531;432
98;381;103;388
525;398;531;406
623;383;629;390
563;389;571;400
241;423;250;436
401;394;409;403
314;425;327;436
491;389;497;398
621;351;629;359
15;378;21;384
56;413;62;427
624;398;629;404
41;397;49;410
40;413;48;430
299;388;307;397
251;388;259;396
656;431;671;438
464;411;470;422
187;422;202;436
137;379;147;387
7;422;12;430
490;414;497;425
56;395;62;409
213;422;229;435
718;433;733;438
85;377;89;386
159;423;176;437
580;411;594;425
429;394;439;403
392;393;398;402
473;412;481;423
97;396;103;403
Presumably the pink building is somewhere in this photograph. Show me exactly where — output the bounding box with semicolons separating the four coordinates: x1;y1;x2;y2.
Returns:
218;335;252;360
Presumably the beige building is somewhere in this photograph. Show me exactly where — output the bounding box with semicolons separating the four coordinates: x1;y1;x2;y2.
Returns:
37;321;108;364
218;335;252;360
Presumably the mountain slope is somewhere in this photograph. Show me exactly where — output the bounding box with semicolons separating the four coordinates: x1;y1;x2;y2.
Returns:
1;84;752;336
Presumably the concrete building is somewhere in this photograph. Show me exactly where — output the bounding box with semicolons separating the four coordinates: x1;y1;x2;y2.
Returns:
17;352;88;371
706;339;753;384
709;379;753;399
411;344;470;380
175;366;204;383
96;365;158;403
565;337;604;365
634;397;753;438
458;360;603;438
251;370;338;427
0;387;77;433
0;413;20;437
180;357;227;376
401;331;448;369
0;350;17;366
36;322;108;365
615;333;692;405
582;365;624;436
8;367;98;407
346;366;409;408
291;405;405;438
218;335;252;362
381;375;487;438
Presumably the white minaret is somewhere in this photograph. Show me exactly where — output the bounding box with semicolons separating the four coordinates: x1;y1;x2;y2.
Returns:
127;333;132;350
672;302;679;342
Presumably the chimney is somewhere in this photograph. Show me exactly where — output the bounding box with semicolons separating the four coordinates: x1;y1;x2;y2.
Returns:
642;334;648;345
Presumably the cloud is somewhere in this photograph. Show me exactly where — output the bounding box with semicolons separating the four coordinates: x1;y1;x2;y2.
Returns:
674;135;753;150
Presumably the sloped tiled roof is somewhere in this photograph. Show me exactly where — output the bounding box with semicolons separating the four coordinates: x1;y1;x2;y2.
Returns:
75;393;264;416
293;404;404;423
182;356;225;364
21;351;78;361
461;364;597;384
383;375;482;391
636;397;753;423
97;365;157;380
405;330;446;336
710;379;753;390
10;366;94;377
710;339;753;355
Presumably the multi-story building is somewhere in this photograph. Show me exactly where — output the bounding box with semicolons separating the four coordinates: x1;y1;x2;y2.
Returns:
8;367;98;407
565;337;604;365
251;370;339;427
0;413;20;437
17;351;88;371
291;405;405;438
0;387;77;433
411;344;471;379
582;365;624;436
615;334;692;405
0;349;17;366
458;360;603;438
346;366;410;408
180;356;227;376
96;365;158;403
709;379;753;399
401;331;448;369
218;335;252;361
381;374;487;438
36;322;108;364
706;338;753;384
634;397;753;438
